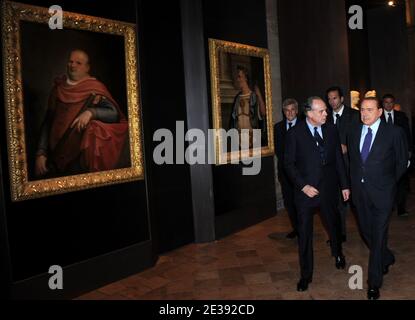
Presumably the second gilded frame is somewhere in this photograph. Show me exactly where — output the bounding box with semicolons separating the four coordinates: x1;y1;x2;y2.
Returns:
1;1;144;201
208;39;274;165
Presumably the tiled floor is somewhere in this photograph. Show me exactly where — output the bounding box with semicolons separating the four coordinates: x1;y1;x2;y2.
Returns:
77;194;415;300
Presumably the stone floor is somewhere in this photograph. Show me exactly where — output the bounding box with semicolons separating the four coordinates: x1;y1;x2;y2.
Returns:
77;193;415;300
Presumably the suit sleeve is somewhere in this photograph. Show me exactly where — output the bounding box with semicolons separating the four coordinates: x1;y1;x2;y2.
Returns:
401;114;412;153
274;124;278;157
275;125;283;160
339;122;347;145
334;129;349;190
394;126;409;181
88;98;119;123
343;109;360;146
284;129;306;190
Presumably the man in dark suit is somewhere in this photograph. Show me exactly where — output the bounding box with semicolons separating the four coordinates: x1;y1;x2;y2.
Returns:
348;97;408;300
381;94;412;217
273;98;300;239
326;86;360;242
284;96;350;292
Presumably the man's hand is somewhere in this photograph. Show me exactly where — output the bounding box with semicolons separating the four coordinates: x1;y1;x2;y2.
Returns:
342;189;351;201
35;155;48;176
71;110;93;133
341;144;348;154
302;185;319;198
92;94;102;105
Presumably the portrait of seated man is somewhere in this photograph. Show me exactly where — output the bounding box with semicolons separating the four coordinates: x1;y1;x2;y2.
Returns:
35;49;129;178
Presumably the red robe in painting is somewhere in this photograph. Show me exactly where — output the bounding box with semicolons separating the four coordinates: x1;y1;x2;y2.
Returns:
48;75;128;173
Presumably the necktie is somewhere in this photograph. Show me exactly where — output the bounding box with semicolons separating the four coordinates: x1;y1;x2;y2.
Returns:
314;127;326;165
387;113;393;124
361;127;372;163
288;122;293;130
313;127;324;145
335;114;340;126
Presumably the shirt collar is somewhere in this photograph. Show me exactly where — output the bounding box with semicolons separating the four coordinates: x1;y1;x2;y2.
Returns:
334;105;345;117
306;118;321;131
287;118;297;126
364;118;381;132
66;76;95;86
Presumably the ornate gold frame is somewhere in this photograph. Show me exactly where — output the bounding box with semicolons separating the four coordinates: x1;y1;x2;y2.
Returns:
208;39;274;165
1;1;144;201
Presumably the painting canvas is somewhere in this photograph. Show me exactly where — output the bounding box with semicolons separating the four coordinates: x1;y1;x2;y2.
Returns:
1;1;144;201
208;39;274;164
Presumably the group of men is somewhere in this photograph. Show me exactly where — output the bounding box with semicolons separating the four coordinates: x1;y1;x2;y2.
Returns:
274;86;412;300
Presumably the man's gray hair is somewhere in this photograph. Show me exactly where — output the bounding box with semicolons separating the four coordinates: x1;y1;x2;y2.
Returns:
305;96;324;111
282;98;298;110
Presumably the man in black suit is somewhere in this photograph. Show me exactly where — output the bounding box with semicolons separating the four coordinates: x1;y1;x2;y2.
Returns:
348;97;408;300
273;98;300;239
284;96;350;292
381;94;412;217
326;86;360;242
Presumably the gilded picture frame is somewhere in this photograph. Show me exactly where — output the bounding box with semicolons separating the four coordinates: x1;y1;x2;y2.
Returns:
208;39;274;165
1;1;144;201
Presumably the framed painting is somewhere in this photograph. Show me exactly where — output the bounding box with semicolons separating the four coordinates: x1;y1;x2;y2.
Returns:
1;1;144;201
208;39;274;165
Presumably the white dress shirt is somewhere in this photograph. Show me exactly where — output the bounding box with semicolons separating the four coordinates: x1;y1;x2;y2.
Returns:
333;105;345;124
286;117;298;131
384;110;395;124
360;118;381;152
306;119;323;146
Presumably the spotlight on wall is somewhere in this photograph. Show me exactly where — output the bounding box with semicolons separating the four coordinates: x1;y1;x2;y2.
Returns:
388;1;396;7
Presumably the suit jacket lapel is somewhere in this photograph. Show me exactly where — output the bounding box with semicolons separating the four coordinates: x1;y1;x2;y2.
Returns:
301;121;320;152
327;112;334;125
357;121;385;164
365;121;385;163
332;106;348;127
339;106;352;128
395;111;402;125
281;122;287;138
322;124;328;146
282;120;294;136
342;106;351;123
355;123;364;164
303;122;324;158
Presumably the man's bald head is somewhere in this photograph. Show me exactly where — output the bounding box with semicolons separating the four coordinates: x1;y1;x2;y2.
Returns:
67;49;90;82
70;49;89;62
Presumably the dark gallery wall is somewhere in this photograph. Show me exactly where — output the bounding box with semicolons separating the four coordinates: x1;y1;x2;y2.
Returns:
409;7;415;126
137;0;195;253
347;1;412;115
277;0;351;107
203;0;277;238
367;3;411;113
0;0;195;299
347;0;372;95
0;0;153;299
0;156;11;299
